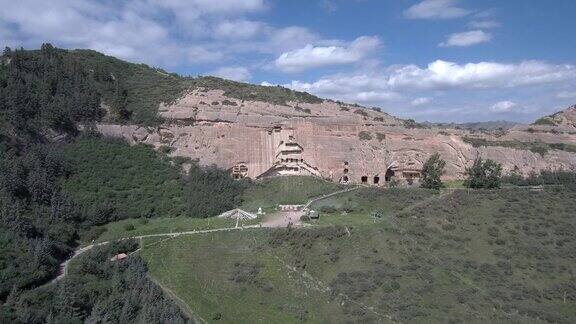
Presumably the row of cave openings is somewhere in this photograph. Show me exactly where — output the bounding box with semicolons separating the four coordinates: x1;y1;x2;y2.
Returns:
340;161;394;184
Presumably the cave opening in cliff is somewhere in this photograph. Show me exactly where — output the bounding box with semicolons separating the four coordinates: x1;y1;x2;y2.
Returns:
385;168;394;182
373;176;380;184
361;176;368;183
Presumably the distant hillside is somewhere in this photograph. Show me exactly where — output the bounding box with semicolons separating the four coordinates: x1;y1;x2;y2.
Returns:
533;105;576;128
1;45;325;126
423;120;519;131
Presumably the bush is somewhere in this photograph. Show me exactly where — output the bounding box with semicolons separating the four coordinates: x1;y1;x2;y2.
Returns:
358;131;372;141
533;117;556;126
420;153;446;190
320;205;337;213
124;223;135;231
403;119;426;129
464;158;502;189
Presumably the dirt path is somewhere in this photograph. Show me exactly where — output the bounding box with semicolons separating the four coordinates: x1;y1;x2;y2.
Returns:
261;211;303;228
302;186;361;210
48;225;262;285
50;185;442;284
261;186;361;228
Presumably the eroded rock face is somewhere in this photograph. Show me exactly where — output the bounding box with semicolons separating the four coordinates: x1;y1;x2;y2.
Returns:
97;89;576;183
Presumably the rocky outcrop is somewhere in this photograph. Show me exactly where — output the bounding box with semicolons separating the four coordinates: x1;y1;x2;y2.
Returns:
97;89;576;184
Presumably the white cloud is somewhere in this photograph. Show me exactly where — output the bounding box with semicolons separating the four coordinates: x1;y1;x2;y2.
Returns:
468;20;500;29
155;0;266;15
557;91;576;99
439;30;492;47
284;60;575;110
210;66;252;82
267;26;320;52
404;0;470;20
274;36;380;72
0;0;311;68
213;20;265;39
490;101;517;112
285;75;401;105
411;97;432;106
387;60;575;90
288;60;575;93
319;0;338;13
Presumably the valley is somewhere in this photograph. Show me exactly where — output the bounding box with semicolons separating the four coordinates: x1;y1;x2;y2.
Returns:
1;45;575;324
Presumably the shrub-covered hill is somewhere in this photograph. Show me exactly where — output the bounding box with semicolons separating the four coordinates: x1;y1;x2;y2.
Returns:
1;44;324;126
0;44;248;302
141;187;576;323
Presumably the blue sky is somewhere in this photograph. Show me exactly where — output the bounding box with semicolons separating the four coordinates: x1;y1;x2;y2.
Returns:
1;0;576;122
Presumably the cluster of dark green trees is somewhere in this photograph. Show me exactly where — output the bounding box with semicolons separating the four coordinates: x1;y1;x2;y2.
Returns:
0;44;106;299
1;240;188;323
0;44;248;321
422;152;575;190
421;153;504;190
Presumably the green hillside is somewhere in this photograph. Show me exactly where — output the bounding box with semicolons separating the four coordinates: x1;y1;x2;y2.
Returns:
140;187;576;323
1;45;324;126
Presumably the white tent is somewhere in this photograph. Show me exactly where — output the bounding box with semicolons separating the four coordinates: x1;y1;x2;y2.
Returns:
216;208;257;220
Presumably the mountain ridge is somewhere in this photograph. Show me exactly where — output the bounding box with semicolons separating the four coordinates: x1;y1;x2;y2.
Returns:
3;45;576;183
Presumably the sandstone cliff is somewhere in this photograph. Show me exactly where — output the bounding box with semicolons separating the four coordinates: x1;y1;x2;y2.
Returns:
98;88;576;184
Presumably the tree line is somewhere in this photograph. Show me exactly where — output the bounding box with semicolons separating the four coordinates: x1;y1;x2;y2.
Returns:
420;152;575;190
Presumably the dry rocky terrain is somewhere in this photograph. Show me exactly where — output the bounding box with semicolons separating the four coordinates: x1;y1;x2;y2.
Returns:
98;87;576;183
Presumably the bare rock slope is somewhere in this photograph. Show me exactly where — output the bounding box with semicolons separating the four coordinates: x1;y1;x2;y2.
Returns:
98;88;576;184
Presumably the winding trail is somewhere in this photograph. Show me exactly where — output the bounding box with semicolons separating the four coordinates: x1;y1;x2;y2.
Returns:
50;185;362;284
46;185;453;323
50;225;262;284
50;185;443;285
302;185;361;210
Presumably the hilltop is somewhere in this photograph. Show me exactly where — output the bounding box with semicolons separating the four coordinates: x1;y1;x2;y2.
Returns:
3;45;576;184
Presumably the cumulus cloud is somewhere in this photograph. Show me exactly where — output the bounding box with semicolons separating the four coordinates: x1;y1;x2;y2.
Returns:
490;101;517;112
210;66;252;82
213;20;265;39
267;26;320;52
404;0;470;19
386;60;575;90
411;97;432;106
557;91;576;99
439;30;492;47
274;36;380;72
285;74;402;105
468;20;500;29
284;59;575;110
0;0;320;68
319;0;338;13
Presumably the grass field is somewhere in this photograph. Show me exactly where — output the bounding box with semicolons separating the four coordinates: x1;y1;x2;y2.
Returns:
139;187;576;323
81;216;261;244
308;187;438;218
240;176;343;213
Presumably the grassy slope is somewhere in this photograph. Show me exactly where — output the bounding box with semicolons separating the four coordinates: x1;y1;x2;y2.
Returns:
82;216;261;244
60;49;325;125
141;187;576;323
83;175;338;242
309;187;437;216
140;229;344;323
240;176;343;213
